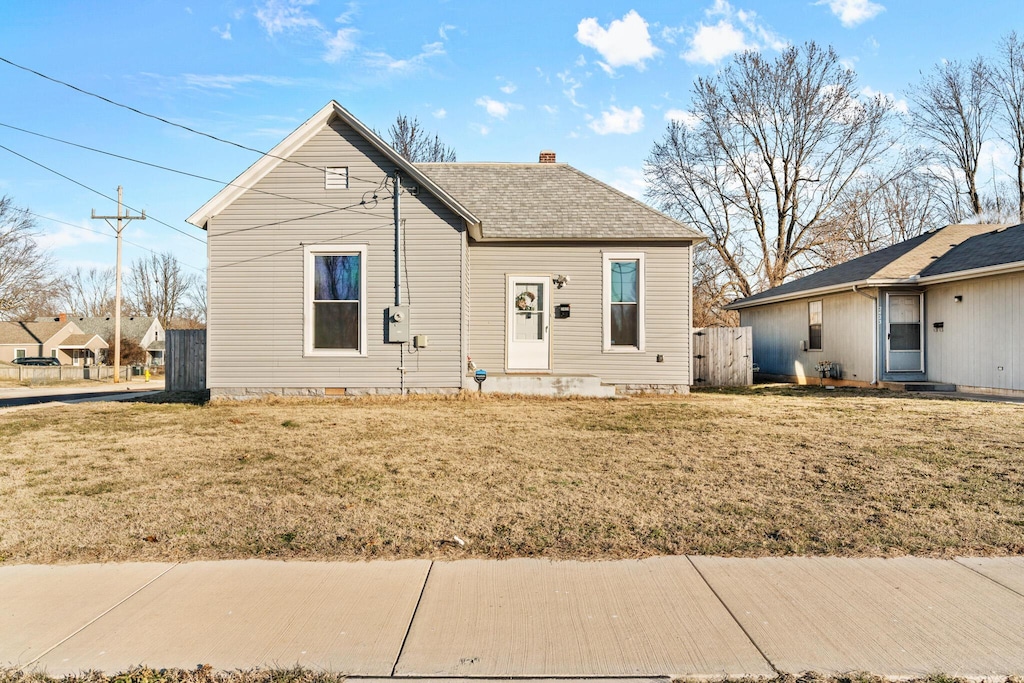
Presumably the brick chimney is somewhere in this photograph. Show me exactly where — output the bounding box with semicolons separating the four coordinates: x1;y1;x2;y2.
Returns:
58;313;67;323
539;150;556;163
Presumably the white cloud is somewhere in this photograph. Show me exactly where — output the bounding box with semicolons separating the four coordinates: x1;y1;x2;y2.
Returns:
213;24;232;40
816;0;885;28
364;42;445;73
664;108;700;128
36;218;109;251
433;108;447;119
175;73;301;90
557;70;584;108
576;10;660;72
335;2;358;24
681;0;786;65
499;81;517;94
589;105;644;135
541;104;558;114
610;166;648;199
254;0;321;36
323;28;358;63
575;55;587;67
475;96;520;119
471;123;490;136
439;23;456;40
861;86;908;114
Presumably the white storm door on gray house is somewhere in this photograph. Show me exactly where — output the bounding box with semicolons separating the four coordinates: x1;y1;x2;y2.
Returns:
506;276;550;370
886;292;924;372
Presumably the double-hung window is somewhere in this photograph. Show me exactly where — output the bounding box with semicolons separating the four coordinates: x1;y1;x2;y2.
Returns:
808;300;823;351
603;252;645;351
304;245;367;356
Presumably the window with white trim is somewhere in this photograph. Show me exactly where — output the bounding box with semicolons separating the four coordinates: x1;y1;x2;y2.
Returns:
808;300;823;351
325;167;349;189
603;252;646;351
304;245;367;356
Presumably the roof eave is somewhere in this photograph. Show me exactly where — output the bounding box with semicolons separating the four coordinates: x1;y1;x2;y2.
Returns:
915;259;1024;285
724;277;915;310
186;101;481;230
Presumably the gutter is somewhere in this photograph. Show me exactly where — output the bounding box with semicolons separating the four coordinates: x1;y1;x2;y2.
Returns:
852;284;878;385
725;277;913;310
915;259;1024;285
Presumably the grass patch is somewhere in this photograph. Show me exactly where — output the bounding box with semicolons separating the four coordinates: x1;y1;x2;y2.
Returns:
1;390;1022;564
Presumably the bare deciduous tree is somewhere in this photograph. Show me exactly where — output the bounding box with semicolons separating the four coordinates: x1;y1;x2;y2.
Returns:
908;57;995;218
691;245;739;328
0;195;60;320
645;43;901;301
62;266;115;317
381;114;456;163
990;31;1024;221
125;252;199;328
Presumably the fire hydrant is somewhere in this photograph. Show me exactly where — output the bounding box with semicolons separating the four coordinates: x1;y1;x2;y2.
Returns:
144;367;151;383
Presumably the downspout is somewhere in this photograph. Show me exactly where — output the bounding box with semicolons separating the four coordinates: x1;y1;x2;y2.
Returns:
853;284;878;385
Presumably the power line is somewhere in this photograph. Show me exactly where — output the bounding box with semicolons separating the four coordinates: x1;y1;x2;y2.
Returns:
25;211;206;273
0;56;390;185
0;142;206;244
0;120;393;216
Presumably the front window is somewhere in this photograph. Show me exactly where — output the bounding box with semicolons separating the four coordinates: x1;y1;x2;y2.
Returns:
808;300;822;351
304;245;367;356
603;252;645;351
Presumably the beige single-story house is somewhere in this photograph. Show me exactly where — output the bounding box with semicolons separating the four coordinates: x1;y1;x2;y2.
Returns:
726;223;1024;395
186;101;704;398
37;316;165;366
0;317;107;366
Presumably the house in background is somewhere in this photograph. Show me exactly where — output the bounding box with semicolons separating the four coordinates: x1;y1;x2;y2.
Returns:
186;101;704;398
34;315;165;365
726;222;1024;395
0;317;107;366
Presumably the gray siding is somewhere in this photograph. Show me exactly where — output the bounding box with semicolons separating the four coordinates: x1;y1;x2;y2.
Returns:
740;290;875;382
207;117;465;390
925;272;1024;391
468;242;692;385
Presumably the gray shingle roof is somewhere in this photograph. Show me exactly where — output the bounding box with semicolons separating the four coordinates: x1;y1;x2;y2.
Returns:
920;222;1024;277
0;321;74;345
36;316;158;343
729;223;1017;308
416;163;704;241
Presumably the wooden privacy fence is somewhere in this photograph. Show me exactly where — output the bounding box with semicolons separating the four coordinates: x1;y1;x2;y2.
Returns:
166;329;207;391
693;326;754;386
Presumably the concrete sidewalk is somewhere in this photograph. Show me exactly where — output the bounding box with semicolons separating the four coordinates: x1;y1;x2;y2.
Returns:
2;556;1023;678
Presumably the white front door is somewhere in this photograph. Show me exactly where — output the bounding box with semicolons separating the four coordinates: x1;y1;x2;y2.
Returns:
886;293;923;372
507;276;550;370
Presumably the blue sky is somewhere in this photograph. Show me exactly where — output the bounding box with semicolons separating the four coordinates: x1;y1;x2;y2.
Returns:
0;0;1020;278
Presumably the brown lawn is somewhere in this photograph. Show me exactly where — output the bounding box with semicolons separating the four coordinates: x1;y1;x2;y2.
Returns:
1;387;1022;564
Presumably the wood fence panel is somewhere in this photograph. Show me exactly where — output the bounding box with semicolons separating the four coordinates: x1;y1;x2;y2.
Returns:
692;327;753;386
166;330;207;392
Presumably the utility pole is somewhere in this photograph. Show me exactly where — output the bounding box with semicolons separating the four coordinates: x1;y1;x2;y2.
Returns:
92;186;145;383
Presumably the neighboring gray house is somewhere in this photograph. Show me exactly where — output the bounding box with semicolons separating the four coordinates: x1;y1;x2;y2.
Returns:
186;101;704;398
35;315;165;366
727;222;1024;395
0;318;107;366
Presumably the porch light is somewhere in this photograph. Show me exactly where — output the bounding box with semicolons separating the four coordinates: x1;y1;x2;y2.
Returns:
954;295;963;302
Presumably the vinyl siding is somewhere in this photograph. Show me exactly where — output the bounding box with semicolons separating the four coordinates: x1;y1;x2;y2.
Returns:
468;241;692;384
207;117;465;389
924;271;1024;391
740;290;875;382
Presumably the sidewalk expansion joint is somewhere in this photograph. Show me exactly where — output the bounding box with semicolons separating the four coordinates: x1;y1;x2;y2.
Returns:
390;559;434;676
26;562;180;666
685;555;781;676
953;558;1024;600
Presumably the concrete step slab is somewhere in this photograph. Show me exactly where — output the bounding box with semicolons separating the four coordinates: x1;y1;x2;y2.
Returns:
691;556;1024;677
0;563;175;666
394;557;773;678
36;559;430;676
956;557;1024;596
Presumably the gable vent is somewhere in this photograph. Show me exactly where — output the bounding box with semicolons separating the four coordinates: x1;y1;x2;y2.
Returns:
325;167;349;189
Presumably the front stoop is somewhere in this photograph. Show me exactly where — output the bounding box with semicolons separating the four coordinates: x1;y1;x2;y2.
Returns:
883;381;957;392
480;374;616;398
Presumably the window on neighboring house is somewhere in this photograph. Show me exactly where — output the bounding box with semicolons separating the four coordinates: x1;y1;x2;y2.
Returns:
325;167;349;190
808;300;823;351
51;349;58;358
603;252;645;351
305;245;366;355
15;349;26;358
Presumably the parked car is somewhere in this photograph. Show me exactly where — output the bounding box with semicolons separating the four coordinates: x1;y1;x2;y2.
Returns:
11;356;61;366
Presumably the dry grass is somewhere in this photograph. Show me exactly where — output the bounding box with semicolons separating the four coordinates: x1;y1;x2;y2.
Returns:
1;387;1022;564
